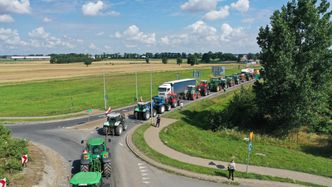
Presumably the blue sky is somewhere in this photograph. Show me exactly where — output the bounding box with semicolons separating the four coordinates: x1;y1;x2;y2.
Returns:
0;0;290;55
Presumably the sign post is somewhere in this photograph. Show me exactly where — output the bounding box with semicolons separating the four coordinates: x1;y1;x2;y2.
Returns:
212;66;225;76
246;131;254;173
0;178;7;187
192;70;201;79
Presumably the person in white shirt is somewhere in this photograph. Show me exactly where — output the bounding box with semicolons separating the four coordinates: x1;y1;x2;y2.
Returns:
228;160;236;181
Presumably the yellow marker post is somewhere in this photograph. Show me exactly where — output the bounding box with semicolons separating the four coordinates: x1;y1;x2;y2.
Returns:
249;131;254;141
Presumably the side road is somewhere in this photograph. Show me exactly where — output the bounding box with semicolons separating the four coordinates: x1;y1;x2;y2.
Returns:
126;119;332;187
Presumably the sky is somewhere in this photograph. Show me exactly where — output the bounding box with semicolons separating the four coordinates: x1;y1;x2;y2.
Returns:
0;0;291;55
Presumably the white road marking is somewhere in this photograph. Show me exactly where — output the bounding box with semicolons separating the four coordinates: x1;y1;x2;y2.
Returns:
142;177;150;180
142;181;150;184
141;173;148;176
119;142;124;147
140;169;148;172
138;163;144;166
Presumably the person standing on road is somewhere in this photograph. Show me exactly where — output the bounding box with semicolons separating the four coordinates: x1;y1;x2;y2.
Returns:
228;160;236;181
156;115;161;128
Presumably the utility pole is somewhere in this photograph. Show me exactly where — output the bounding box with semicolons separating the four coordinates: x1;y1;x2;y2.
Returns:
103;72;108;110
150;68;153;125
136;72;138;102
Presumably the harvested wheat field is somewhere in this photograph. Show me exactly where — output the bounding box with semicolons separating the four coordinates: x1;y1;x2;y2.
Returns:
0;60;240;84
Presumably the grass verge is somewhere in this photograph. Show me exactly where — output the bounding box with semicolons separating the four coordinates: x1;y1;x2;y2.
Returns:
161;87;332;178
132;124;325;187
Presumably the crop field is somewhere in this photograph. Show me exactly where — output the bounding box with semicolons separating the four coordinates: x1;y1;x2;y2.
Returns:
0;63;245;117
0;60;242;84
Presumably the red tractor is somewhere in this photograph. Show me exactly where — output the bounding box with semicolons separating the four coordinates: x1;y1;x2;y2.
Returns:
199;80;210;96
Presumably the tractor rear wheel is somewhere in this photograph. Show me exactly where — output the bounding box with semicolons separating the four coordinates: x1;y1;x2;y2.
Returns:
166;105;171;111
103;162;112;177
143;112;150;120
103;127;108;135
80;164;89;172
115;125;123;136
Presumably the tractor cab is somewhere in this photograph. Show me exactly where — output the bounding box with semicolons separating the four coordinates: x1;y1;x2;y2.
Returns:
85;138;108;159
135;102;151;112
70;172;103;187
105;113;124;127
134;101;156;120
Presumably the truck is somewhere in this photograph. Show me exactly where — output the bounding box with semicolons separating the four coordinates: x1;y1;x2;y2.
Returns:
157;78;197;108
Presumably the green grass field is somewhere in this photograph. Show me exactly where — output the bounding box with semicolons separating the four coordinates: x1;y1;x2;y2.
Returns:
0;67;240;117
161;88;332;178
133;124;325;187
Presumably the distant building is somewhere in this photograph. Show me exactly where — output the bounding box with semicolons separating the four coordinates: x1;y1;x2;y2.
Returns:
11;56;51;60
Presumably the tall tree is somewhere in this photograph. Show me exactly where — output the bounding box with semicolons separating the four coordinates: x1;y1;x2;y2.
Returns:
162;57;168;64
201;53;211;63
176;57;183;65
255;0;332;135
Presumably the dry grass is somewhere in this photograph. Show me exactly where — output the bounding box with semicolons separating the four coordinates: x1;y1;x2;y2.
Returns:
0;60;241;84
8;143;45;187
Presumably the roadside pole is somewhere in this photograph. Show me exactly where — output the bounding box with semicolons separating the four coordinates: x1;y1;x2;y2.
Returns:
103;72;108;110
150;68;153;126
136;72;138;102
246;131;254;173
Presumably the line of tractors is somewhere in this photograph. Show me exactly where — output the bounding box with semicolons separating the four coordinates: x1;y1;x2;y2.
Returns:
132;67;263;121
69;67;264;186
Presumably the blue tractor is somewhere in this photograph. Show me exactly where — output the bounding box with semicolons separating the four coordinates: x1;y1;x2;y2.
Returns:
133;101;157;120
152;96;172;114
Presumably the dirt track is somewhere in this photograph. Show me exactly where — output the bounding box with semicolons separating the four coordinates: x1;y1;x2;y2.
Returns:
0;61;238;84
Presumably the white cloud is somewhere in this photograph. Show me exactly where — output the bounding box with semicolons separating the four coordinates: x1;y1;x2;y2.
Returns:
231;0;249;13
181;0;217;12
203;5;229;20
89;43;97;49
188;20;219;42
96;31;104;36
220;23;242;41
107;10;120;16
43;16;52;22
242;18;254;24
104;45;111;50
82;1;104;16
160;34;188;45
115;25;156;45
0;28;26;47
0;0;30;14
0;14;14;23
28;27;74;48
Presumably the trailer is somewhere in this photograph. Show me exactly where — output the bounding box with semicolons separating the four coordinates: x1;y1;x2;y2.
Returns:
156;79;196;111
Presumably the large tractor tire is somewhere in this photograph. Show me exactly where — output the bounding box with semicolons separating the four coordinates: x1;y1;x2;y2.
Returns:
103;127;109;135
115;125;123;136
152;109;157;117
158;105;165;114
103;162;112;178
166;105;171;111
143;112;150;120
80;164;89;172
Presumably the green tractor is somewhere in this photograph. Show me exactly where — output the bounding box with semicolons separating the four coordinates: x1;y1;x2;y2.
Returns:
70;172;109;187
184;85;201;100
233;74;240;85
133;101;157;120
225;76;235;87
80;138;112;178
209;77;227;92
103;112;127;136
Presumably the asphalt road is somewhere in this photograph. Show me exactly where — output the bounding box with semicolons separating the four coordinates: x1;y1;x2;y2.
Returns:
7;82;253;187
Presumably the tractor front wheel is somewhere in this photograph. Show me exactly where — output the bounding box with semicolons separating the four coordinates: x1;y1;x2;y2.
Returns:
115;125;123;136
216;86;220;92
152;109;157;117
103;162;112;177
134;112;138;119
80;164;89;172
158;105;165;114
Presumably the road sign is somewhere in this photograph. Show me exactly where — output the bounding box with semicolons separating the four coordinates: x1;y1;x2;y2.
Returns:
248;141;253;152
192;70;201;78
212;66;225;76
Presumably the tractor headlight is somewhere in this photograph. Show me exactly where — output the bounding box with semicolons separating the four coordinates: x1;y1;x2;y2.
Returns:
83;155;89;160
103;153;108;158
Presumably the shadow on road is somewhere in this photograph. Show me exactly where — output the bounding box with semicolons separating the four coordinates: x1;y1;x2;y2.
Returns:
70;159;81;174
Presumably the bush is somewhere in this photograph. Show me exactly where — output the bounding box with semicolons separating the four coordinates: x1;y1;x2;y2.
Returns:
162;57;168;64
